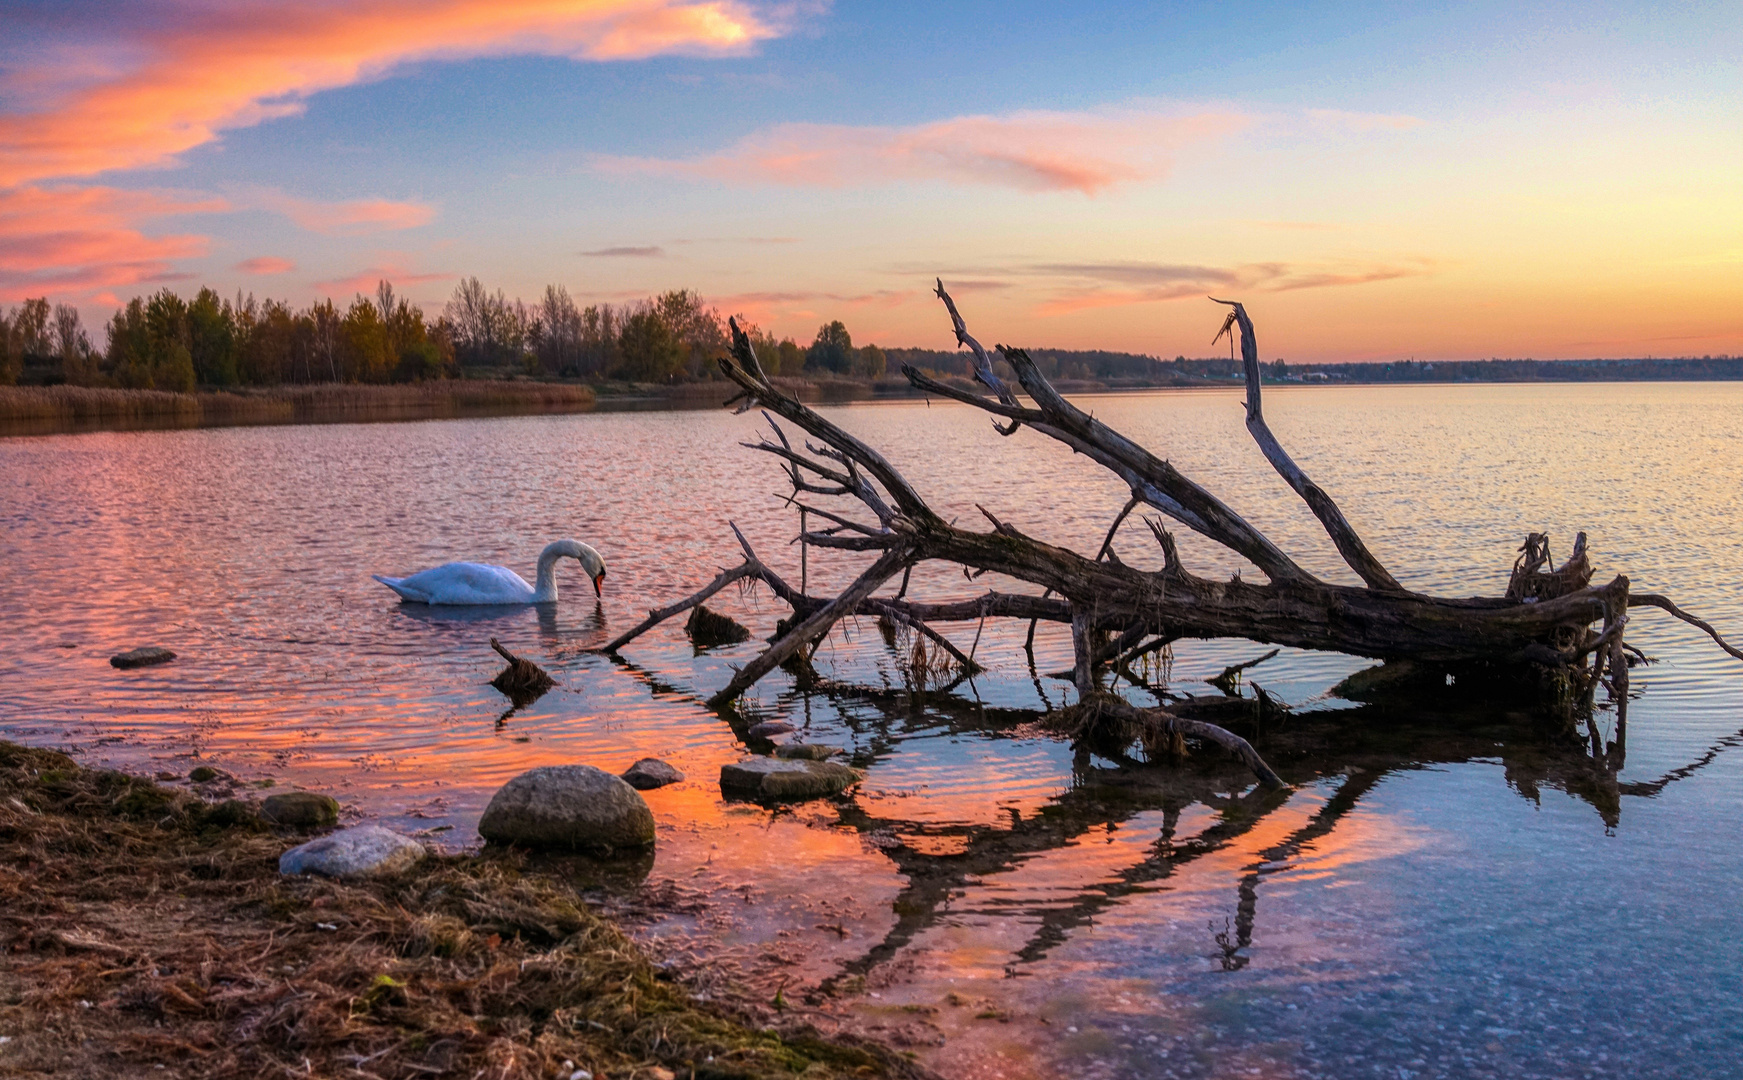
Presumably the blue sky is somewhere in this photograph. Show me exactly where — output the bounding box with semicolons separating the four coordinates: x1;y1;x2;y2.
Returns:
2;0;1738;359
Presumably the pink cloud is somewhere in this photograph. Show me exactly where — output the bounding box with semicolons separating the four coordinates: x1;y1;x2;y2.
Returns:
260;192;436;235
236;256;296;275
0;1;783;302
0;0;783;188
597;105;1250;194
0;185;222;301
312;264;454;296
1030;259;1442;316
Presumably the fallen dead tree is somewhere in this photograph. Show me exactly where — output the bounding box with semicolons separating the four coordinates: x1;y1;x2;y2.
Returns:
600;283;1743;787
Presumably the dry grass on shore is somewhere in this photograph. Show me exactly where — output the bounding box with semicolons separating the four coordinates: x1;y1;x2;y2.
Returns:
0;381;597;431
0;742;923;1080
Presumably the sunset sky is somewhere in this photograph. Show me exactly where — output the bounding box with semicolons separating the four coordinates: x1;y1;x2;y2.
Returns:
2;0;1738;361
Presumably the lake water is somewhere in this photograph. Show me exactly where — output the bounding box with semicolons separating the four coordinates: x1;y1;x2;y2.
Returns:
4;383;1741;1079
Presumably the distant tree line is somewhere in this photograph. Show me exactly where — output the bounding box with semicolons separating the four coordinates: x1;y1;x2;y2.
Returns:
0;279;909;390
1165;355;1743;383
4;283;1738;391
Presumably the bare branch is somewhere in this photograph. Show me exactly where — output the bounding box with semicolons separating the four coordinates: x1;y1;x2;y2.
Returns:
708;544;914;707
1212;298;1403;592
876;603;982;674
1097;495;1142;562
720;321;933;524
904;365;1044;424
1630;592;1743;661
936;278;1024;435
596;561;759;654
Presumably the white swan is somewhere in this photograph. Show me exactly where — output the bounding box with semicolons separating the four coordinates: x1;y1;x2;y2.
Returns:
374;540;605;605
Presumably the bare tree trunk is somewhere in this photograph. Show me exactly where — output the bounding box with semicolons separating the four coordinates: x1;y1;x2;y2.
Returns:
603;284;1743;785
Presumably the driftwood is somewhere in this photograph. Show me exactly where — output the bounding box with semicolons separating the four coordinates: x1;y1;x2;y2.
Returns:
599;283;1743;787
489;638;554;705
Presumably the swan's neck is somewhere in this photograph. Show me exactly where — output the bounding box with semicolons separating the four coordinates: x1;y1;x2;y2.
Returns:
532;546;563;603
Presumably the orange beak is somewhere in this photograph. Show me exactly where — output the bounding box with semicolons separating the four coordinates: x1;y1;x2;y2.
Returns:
593;571;605;597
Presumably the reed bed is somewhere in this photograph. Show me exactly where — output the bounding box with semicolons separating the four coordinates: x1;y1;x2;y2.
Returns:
0;741;925;1079
0;381;597;434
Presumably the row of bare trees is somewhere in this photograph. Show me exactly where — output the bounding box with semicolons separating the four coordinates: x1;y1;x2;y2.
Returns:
1;279;893;390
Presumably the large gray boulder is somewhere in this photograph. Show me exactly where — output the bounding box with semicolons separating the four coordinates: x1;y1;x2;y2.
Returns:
478;765;655;851
719;757;861;801
279;825;426;879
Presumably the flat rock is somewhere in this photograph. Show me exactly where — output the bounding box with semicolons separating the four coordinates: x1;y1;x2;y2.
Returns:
719;757;861;801
111;646;175;669
773;743;842;761
279;825;425;879
188;765;230;783
620;758;684;790
478;765;655;851
261;791;341;828
746;721;795;739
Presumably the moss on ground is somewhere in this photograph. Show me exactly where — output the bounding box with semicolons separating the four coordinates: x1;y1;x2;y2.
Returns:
0;741;927;1080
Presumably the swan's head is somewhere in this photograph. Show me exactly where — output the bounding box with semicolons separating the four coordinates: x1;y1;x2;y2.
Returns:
550;539;606;596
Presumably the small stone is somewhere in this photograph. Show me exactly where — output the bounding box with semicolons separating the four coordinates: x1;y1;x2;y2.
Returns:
746;721;795;739
620;758;684;790
261;791;341;828
111;646;175;669
279;826;425;879
719;757;861;801
201;798;262;829
478;765;655;852
773;743;842;761
188;765;228;783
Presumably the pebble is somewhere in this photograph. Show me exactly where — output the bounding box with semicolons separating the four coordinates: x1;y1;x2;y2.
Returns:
261;791;341;828
746;721;795;739
620;758;685;790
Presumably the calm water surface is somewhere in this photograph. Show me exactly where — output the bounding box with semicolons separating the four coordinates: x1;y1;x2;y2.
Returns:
4;383;1742;1079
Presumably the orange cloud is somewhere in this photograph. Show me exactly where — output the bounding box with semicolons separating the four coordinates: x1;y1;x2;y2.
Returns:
236;256;296;275
0;185;222;300
259;192;436;235
597;105;1249;193
0;0;781;187
312;264;454;296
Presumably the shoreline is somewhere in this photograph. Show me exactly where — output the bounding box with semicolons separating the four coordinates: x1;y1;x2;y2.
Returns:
3;374;1735;438
0;382;600;438
0;739;927;1079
